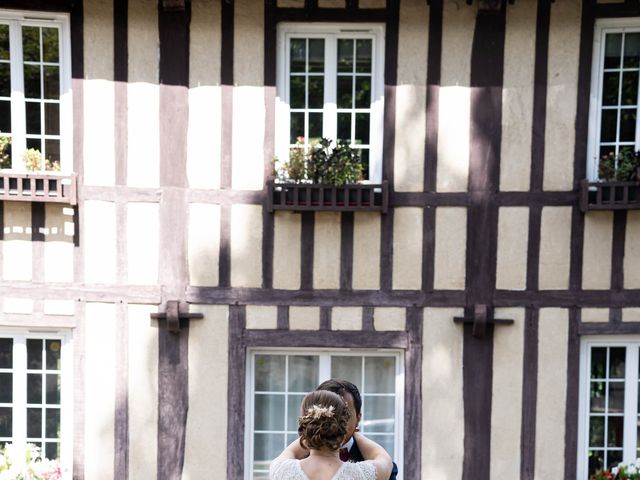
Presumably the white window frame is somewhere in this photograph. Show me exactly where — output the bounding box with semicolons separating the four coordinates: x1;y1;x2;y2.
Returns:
0;9;73;173
275;23;385;184
0;328;73;478
244;348;404;480
587;18;640;181
577;336;640;479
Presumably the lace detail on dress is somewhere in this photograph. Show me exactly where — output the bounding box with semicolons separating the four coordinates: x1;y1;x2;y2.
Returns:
269;458;377;480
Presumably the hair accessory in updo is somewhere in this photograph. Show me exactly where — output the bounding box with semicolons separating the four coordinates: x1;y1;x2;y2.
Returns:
304;404;335;420
298;391;350;451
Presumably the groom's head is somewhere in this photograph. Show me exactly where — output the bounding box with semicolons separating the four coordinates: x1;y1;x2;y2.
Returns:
316;379;362;441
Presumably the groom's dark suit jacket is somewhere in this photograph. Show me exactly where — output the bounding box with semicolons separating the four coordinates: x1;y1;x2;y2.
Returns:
349;438;399;480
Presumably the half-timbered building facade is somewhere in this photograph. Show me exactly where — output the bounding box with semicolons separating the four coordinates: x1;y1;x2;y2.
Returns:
0;0;639;478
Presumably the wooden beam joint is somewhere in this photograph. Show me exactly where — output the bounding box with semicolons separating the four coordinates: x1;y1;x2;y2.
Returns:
150;300;203;334
453;304;514;339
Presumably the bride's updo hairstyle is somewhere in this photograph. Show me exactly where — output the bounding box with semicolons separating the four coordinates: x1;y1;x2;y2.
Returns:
298;390;350;451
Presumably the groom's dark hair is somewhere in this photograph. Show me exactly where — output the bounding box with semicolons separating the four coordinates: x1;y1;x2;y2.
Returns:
316;379;362;416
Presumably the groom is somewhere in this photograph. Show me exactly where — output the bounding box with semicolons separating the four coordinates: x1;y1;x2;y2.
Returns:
316;379;399;480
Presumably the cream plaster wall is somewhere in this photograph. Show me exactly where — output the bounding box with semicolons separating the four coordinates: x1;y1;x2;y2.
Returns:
496;207;529;290
230;204;263;287
543;0;580;191
373;307;406;331
43;299;75;316
352;212;381;290
332;307;362;331
359;0;386;7
581;308;609;323
289;307;320;330
3;298;33;314
500;0;535;191
246;306;278;329
84;201;116;284
128;0;158;84
190;0;221;87
188;203;220;287
3;202;32;281
318;0;344;7
127;203;159;285
434;207;466;290
83;0;113;81
394;0;428;192
623;308;640;322
231;87;266;190
582;212;613;290
539;207;571;290
234;0;264;87
44;204;74;283
535;308;569;479
188;87;221;190
313;212;341;289
273;212;301;290
441;1;474;87
128;304;158;479
490;308;524;480
84;303;116;480
184;305;229;479
277;0;304;6
422;307;464;480
392;208;423;290
624;211;640;288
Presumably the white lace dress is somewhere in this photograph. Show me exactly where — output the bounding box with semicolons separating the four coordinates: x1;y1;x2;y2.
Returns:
269;458;377;480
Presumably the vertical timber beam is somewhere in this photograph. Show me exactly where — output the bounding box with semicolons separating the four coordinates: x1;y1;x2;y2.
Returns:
462;5;506;480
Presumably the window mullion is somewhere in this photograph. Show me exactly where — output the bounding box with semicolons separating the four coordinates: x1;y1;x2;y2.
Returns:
13;335;27;464
324;36;337;145
318;353;331;382
624;345;639;463
9;20;26;168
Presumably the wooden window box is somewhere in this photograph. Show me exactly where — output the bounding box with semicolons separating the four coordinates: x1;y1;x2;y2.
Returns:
267;180;388;213
0;172;77;205
580;178;640;211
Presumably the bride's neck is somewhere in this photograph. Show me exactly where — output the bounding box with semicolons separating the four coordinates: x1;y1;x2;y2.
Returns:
307;448;340;460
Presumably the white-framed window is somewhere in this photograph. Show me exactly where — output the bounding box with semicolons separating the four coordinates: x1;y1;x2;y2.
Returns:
275;23;385;183
245;349;404;480
0;10;72;172
577;337;640;478
0;329;73;474
587;18;640;180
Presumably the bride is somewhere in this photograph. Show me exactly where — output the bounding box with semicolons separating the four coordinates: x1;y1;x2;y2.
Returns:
269;390;393;480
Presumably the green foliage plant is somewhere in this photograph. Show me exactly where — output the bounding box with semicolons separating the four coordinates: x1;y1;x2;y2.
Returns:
0;133;10;169
599;148;640;181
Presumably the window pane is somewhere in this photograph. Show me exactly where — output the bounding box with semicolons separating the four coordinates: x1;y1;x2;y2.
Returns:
44;104;60;136
359;148;370;180
308;77;324;109
362;396;394;433
366;434;394;458
44;65;59;100
22;26;40;62
46;340;61;370
308;112;322;140
600;110;617;143
621;71;638;105
308;39;324;73
331;356;362;391
602;71;620;106
27;339;43;369
26;102;41;135
255;355;285;391
364;357;394;394
610;348;626;378
592;348;607;378
0;25;8;60
24;65;41;99
27;407;42;438
45;139;60;167
45;408;60;438
607;450;623;470
337;113;351;143
42;28;59;63
46;374;60;405
605;33;622;69
608;416;624;447
27;137;41;152
608;382;625;413
287;394;305;431
589;416;605;447
253;433;284;467
624;32;640;68
337;76;352;109
290;76;305;109
0;338;12;368
0;407;11;437
254;394;284;431
590;382;605;413
288;356;318;392
0;63;10;97
27;374;42;403
290;39;306;73
0;101;10;133
356;39;372;73
337;39;353;73
0;373;11;403
355;113;370;145
290;112;304;144
45;442;59;461
355;77;371;108
588;450;604;476
619;109;636;142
